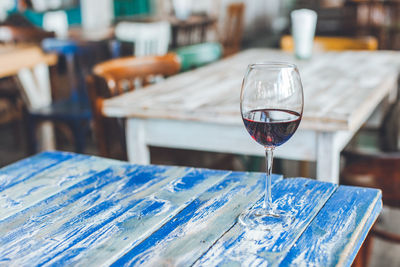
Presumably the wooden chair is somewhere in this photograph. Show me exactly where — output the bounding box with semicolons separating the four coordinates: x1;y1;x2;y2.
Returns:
280;35;379;52
220;2;245;57
0;25;55;149
114;21;171;57
345;0;400;50
168;14;218;48
23;38;93;154
341;149;400;266
87;53;181;159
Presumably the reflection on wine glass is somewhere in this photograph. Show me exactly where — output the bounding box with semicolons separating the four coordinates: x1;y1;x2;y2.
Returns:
239;62;304;230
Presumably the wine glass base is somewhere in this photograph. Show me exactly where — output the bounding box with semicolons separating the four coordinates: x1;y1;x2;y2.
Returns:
238;207;291;231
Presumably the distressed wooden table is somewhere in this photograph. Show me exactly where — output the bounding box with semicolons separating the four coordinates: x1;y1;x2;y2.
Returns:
0;151;381;266
103;48;400;183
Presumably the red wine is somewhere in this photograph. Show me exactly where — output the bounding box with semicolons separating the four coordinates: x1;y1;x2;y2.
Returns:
243;109;301;147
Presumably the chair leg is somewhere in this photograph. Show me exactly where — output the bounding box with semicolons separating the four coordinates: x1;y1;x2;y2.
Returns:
110;40;121;58
11;117;22;149
24;113;37;155
70;120;88;153
363;233;374;267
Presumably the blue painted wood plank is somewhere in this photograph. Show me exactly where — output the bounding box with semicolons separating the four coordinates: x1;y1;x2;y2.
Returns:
45;167;234;267
0;153;126;220
342;190;381;267
0;151;75;193
0;153;380;267
281;185;382;266
0;163;230;266
110;172;282;266
194;178;338;266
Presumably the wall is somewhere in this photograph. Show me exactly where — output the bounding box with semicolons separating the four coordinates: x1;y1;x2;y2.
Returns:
152;0;294;42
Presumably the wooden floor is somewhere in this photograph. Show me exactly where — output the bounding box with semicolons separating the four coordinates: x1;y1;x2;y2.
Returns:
0;123;399;266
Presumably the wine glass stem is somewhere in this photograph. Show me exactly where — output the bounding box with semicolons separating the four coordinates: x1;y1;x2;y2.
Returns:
264;147;274;213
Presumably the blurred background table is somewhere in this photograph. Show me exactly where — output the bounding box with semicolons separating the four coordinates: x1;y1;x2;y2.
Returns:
0;44;56;80
103;48;400;183
115;14;217;48
67;26;115;43
0;151;381;266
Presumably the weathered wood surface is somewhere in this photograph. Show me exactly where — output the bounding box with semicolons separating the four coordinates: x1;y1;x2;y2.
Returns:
0;152;381;266
282;186;382;267
194;178;337;266
103;48;400;132
103;48;400;182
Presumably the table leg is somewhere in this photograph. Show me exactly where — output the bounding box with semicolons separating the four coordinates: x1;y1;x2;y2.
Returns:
316;132;340;184
126;119;150;164
388;81;398;104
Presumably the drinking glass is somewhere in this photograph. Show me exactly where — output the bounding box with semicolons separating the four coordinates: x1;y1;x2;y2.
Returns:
239;62;304;230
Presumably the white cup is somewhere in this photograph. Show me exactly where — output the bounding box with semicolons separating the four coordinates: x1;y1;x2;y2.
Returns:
291;9;317;59
173;0;192;20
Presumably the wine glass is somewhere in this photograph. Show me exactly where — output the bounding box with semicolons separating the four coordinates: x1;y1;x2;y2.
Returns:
239;62;303;230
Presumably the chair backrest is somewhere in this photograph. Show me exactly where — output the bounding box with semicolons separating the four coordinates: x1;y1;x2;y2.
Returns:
41;38;84;102
88;53;181;158
114;21;171;56
221;2;245;57
92;53;180;94
280;35;378;51
0;25;55;44
344;0;400;49
173;42;223;72
41;38;78;55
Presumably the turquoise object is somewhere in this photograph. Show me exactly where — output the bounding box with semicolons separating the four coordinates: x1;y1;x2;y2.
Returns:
21;7;81;27
9;0;151;27
174;42;223;72
114;0;150;17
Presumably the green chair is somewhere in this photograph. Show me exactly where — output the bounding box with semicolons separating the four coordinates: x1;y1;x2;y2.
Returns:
174;42;223;72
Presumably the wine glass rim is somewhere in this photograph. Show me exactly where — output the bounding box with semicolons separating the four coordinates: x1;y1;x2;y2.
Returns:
248;62;297;69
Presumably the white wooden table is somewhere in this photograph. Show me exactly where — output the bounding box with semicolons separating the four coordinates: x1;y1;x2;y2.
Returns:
103;48;400;183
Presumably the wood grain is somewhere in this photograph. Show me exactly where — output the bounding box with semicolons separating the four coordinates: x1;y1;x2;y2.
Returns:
282;186;382;267
111;172;282;266
0;153;236;266
0;151;73;193
103;49;400;132
0;153;124;221
194;178;337;266
0;152;382;266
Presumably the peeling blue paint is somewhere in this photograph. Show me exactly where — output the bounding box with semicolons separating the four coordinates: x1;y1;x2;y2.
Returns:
0;152;381;266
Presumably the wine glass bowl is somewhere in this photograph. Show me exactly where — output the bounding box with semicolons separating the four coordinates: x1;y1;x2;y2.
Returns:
239;62;304;230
